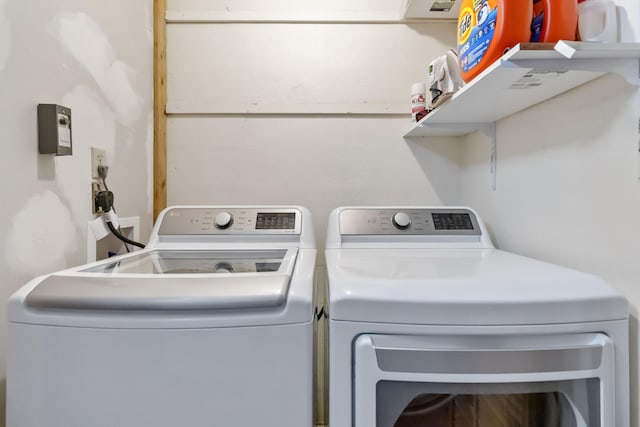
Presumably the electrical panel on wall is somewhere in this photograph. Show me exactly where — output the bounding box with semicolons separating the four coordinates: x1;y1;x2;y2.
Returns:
403;0;460;19
37;104;72;156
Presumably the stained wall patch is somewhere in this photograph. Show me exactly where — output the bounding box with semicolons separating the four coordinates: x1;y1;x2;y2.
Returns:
48;12;142;127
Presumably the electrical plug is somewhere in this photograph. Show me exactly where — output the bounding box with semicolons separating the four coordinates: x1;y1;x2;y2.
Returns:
94;190;114;213
97;165;109;180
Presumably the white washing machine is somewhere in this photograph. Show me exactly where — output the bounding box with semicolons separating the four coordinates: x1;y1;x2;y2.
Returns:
8;206;316;427
325;206;629;427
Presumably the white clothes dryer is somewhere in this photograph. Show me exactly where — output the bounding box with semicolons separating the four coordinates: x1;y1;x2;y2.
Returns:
8;206;316;427
325;206;629;427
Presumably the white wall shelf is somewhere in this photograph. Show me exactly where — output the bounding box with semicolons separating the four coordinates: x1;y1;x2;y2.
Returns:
403;41;640;138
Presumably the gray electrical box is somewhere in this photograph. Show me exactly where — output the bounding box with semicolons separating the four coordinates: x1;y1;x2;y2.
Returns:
38;104;72;156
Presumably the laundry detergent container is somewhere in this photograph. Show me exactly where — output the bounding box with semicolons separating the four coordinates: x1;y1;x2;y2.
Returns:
457;0;532;82
531;0;578;42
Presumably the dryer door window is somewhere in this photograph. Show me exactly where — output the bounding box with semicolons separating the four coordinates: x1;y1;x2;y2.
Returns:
353;333;615;427
378;380;599;427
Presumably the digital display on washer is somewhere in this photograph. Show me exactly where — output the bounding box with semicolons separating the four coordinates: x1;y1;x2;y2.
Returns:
255;212;296;230
432;213;474;230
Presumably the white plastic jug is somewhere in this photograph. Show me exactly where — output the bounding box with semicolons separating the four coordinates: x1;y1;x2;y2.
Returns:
578;0;618;42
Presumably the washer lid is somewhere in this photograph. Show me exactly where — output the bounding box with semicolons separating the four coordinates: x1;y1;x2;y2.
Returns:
25;249;295;310
325;248;628;325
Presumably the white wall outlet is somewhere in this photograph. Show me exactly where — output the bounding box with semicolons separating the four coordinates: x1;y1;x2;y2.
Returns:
91;147;107;179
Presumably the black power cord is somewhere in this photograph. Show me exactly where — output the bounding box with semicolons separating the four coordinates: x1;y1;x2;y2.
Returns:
104;218;145;249
97;165;131;253
98;165;111;192
94;167;146;250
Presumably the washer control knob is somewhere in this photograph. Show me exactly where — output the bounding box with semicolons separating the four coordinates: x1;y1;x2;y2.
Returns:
214;211;234;229
392;212;411;230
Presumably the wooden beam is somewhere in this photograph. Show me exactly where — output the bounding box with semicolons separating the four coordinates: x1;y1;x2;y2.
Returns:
153;0;167;221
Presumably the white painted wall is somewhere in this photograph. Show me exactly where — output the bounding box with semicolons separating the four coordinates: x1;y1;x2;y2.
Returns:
0;1;153;423
167;23;454;115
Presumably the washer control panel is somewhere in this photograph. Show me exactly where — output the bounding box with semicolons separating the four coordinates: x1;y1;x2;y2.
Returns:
339;208;481;236
158;207;302;235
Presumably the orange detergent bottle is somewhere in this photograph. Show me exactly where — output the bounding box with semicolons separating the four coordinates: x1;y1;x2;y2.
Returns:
531;0;578;42
457;0;533;83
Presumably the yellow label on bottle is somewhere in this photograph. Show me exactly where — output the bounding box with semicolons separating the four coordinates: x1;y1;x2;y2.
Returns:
458;6;475;45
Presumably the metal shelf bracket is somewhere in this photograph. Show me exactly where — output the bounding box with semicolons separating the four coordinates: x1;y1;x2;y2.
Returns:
475;123;498;191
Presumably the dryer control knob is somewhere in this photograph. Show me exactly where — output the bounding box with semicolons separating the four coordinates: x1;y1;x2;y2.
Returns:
214;211;234;229
392;212;411;230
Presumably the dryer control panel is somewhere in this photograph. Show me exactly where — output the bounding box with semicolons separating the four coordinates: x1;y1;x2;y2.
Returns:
158;207;302;235
339;208;481;236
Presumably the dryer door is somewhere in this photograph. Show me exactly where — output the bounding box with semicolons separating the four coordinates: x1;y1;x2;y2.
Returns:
353;333;615;427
